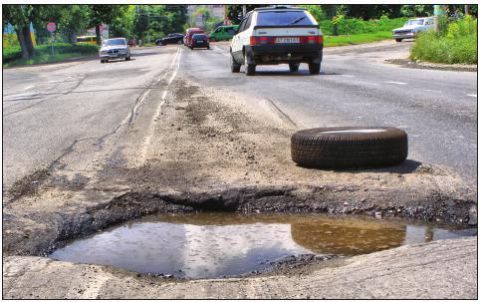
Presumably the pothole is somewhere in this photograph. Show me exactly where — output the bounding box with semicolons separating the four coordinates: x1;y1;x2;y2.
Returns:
49;212;476;279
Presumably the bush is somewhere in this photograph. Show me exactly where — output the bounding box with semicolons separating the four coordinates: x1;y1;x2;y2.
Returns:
3;42;99;64
411;16;477;64
319;16;408;35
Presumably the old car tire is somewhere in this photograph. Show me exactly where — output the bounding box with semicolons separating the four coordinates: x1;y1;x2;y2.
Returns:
291;127;408;169
308;63;320;75
245;53;256;76
289;63;300;72
231;54;241;73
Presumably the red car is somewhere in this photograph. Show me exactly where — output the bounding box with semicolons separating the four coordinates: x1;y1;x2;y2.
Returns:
184;27;205;48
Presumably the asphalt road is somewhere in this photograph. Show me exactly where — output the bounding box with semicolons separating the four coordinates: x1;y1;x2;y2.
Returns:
185;41;478;189
3;41;477;191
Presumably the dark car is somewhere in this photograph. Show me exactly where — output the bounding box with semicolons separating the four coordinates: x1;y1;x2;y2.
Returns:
155;33;184;46
191;34;210;49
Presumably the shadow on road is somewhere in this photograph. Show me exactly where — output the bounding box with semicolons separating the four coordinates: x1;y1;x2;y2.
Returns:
297;159;423;174
250;70;341;77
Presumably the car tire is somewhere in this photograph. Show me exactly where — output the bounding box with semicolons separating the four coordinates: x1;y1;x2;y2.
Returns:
291;127;408;169
230;53;241;73
395;38;402;42
245;52;256;76
177;40;183;45
100;60;105;63
207;45;210;50
308;62;321;75
126;56;131;61
289;63;300;72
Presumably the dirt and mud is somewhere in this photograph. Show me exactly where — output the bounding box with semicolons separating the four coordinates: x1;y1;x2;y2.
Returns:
2;72;477;298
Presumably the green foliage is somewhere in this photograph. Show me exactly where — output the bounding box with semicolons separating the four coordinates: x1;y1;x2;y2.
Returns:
132;5;188;43
319;16;407;35
298;5;326;21
3;42;98;65
411;16;477;64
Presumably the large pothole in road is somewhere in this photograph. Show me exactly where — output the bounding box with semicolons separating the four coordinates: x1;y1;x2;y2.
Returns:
49;212;476;279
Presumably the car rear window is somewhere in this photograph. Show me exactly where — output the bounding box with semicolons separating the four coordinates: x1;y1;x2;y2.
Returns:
193;34;207;39
256;11;316;26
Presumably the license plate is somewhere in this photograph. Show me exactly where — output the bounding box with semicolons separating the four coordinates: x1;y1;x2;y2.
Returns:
275;37;299;44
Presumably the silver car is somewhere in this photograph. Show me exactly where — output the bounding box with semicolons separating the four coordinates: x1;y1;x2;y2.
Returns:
392;17;435;42
99;38;131;63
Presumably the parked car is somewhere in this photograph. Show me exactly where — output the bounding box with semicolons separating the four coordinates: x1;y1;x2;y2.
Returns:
184;27;205;48
99;38;131;63
155;33;184;46
209;25;239;42
191;34;210;49
392;17;435;42
230;6;323;76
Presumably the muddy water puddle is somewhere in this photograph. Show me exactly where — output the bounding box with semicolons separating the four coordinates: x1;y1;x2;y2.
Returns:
50;213;476;279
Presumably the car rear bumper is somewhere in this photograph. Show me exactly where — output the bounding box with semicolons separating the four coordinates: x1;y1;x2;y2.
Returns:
192;42;209;48
243;43;323;65
100;53;128;59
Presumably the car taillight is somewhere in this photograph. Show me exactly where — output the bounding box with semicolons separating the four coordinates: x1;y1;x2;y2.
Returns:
300;36;323;44
250;36;274;45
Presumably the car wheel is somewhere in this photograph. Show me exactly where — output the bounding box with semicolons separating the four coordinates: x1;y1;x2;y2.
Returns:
244;52;256;76
291;127;408;169
395;38;402;42
177;40;183;45
308;62;320;75
126;56;131;61
289;63;300;72
100;60;105;63
207;45;210;50
230;53;241;73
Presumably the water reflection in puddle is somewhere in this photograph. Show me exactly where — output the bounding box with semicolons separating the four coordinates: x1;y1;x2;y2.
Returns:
50;213;476;279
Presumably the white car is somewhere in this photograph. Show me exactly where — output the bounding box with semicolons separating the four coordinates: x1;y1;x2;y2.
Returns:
392;17;435;42
230;6;324;76
99;38;131;63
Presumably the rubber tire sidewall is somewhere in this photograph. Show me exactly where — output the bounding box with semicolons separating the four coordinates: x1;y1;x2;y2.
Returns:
231;53;241;73
291;127;408;169
308;63;320;75
289;63;300;72
245;52;256;76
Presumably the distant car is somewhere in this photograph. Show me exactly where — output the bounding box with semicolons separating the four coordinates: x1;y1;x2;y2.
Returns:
184;27;205;48
156;33;184;46
99;38;131;63
392;17;435;42
209;25;239;42
230;6;323;76
191;34;210;49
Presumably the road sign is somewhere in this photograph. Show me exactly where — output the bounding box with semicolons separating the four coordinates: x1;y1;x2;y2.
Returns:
47;22;56;33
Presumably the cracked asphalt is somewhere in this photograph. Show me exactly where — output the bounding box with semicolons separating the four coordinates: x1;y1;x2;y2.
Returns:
2;41;477;299
4;41;476;193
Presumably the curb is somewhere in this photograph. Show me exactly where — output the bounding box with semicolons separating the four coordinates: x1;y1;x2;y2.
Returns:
386;58;477;72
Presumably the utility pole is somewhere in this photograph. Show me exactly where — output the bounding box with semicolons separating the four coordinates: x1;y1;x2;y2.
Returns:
465;5;469;15
242;5;246;18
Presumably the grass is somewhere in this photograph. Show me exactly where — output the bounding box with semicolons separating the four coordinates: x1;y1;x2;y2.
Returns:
319;16;408;36
3;42;99;67
410;16;477;64
324;31;393;47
